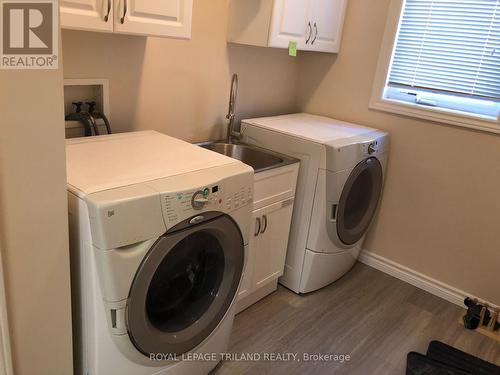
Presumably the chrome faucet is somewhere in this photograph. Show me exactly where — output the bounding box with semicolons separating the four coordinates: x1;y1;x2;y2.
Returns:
226;73;241;143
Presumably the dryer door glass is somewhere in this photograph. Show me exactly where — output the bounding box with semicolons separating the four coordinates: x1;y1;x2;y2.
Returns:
336;157;383;246
127;214;244;356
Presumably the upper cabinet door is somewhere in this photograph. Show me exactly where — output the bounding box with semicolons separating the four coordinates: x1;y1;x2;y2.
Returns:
113;0;193;38
61;0;113;32
307;0;347;53
268;0;312;49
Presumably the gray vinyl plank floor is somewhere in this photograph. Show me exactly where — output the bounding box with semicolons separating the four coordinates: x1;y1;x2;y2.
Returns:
213;263;500;374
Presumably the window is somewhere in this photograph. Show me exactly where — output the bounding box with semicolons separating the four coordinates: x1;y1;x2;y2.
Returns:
371;0;500;132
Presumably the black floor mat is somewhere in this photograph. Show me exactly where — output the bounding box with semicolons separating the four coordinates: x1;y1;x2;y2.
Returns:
407;341;500;375
406;352;472;375
426;341;500;375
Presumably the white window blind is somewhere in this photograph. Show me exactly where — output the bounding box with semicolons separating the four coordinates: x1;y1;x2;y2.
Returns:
388;0;500;102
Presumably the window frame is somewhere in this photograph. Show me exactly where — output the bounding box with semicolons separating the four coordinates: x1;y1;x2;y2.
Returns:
369;0;500;134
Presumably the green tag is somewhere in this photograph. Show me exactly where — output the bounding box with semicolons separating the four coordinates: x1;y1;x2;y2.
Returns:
288;41;297;57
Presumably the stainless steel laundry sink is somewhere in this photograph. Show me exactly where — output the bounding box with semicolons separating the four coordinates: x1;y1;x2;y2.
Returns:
199;142;297;173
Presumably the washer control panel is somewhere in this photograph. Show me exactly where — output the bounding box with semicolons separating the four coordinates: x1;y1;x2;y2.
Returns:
191;190;210;210
161;182;253;227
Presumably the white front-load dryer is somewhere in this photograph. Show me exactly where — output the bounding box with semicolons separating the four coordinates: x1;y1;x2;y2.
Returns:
66;131;253;375
240;113;389;293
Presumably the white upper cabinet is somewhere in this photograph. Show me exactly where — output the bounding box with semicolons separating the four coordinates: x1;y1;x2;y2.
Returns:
114;0;192;38
268;0;311;49
306;0;346;52
228;0;347;53
61;0;193;39
60;0;113;32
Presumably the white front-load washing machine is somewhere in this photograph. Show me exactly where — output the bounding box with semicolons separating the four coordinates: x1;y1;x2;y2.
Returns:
240;113;389;293
66;131;253;375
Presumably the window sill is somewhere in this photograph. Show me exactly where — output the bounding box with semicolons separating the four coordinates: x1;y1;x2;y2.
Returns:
369;97;500;135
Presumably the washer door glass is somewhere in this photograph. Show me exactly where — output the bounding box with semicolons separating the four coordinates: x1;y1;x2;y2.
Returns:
127;214;244;356
336;157;383;246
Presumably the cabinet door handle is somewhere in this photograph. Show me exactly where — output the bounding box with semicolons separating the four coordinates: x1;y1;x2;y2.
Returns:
104;0;111;22
120;0;127;24
254;217;261;236
305;22;312;44
260;215;268;234
312;22;318;45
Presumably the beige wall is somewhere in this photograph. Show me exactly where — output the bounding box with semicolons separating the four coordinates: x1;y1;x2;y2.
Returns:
3;0;497;373
0;2;296;372
0;43;73;375
60;0;499;306
298;0;500;305
62;0;300;142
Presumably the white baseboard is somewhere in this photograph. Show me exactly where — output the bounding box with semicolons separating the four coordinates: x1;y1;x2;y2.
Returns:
358;250;499;310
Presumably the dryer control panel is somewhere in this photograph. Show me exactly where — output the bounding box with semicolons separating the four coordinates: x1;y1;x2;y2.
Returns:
325;131;389;172
359;134;389;157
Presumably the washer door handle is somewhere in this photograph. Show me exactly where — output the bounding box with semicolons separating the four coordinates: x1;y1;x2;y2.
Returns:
189;215;205;225
254;217;261;236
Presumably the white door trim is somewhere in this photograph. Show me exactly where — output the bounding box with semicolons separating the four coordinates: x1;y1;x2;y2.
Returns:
359;250;499;310
0;244;13;375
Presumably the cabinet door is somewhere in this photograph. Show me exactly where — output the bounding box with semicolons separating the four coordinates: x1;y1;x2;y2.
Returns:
253;199;294;289
61;0;113;32
268;0;312;49
237;214;260;301
114;0;192;38
307;0;347;52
